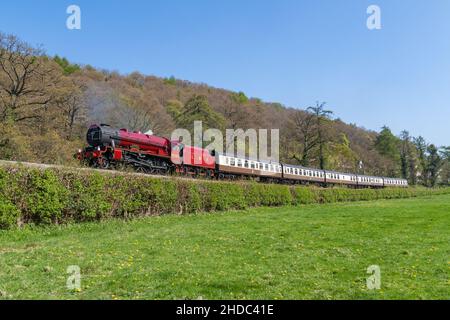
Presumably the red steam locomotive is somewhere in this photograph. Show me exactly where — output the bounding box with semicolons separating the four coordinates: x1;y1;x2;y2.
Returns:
77;124;215;176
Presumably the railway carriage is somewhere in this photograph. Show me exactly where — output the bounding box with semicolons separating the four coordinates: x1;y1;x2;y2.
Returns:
282;164;325;184
324;170;358;186
384;177;408;187
215;153;282;179
357;175;384;188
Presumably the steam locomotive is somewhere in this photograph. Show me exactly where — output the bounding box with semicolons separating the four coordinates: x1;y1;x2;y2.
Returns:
77;124;408;188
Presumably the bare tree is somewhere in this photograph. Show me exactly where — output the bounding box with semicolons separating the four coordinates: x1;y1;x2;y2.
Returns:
108;93;172;135
0;32;60;124
292;110;319;166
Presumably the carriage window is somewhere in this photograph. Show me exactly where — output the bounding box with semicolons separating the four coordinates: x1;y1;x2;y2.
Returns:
230;158;235;166
244;161;249;168
251;162;255;169
237;160;242;167
226;157;230;165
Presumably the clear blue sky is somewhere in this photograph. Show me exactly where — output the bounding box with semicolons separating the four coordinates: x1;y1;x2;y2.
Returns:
1;0;449;146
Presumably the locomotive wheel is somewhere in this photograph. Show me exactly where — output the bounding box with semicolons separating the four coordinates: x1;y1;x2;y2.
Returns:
136;167;149;174
97;157;110;169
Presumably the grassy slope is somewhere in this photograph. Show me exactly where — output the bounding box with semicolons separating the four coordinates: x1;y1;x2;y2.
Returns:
0;195;449;300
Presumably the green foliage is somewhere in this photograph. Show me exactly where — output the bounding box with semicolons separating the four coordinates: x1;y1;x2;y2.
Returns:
0;164;449;229
53;55;80;75
375;126;401;162
175;95;226;132
0;198;20;229
231;91;249;104
201;182;246;211
163;76;177;85
25;170;69;224
426;144;442;187
327;133;358;170
165;99;183;119
66;172;111;222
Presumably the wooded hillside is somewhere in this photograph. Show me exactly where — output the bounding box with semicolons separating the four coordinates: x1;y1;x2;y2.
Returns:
0;32;448;186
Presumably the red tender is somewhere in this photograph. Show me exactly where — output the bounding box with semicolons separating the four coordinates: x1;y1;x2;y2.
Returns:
180;145;216;169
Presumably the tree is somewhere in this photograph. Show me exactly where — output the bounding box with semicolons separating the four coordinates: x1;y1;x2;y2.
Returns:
307;102;333;169
165;99;183;119
0;32;61;124
327;133;358;171
291;110;319;166
439;146;450;186
108;92;172;136
55;85;87;139
425;144;442;187
173;95;226;147
413;136;428;185
399;130;418;184
374;126;401;175
175;94;226;131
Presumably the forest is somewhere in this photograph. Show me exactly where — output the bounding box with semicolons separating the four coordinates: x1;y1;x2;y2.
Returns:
0;31;449;186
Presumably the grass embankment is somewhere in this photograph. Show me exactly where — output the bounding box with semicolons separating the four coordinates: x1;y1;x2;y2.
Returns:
1;164;449;229
0;194;449;299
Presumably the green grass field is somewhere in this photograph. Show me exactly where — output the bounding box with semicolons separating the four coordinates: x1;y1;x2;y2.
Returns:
0;194;449;300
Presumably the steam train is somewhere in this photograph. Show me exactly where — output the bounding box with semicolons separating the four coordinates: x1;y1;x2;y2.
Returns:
76;124;408;188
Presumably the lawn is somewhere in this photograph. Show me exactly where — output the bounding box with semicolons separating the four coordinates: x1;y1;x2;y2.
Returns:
0;194;449;300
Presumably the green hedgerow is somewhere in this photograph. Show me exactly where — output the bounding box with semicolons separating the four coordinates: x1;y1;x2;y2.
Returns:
0;164;449;230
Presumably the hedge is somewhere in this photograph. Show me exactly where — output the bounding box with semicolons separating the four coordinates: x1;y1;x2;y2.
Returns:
0;165;449;229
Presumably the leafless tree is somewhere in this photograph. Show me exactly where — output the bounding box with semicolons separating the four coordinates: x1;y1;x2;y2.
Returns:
292;110;319;166
0;32;60;124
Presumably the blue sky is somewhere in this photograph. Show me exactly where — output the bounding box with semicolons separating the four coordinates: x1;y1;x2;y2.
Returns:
1;0;449;146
